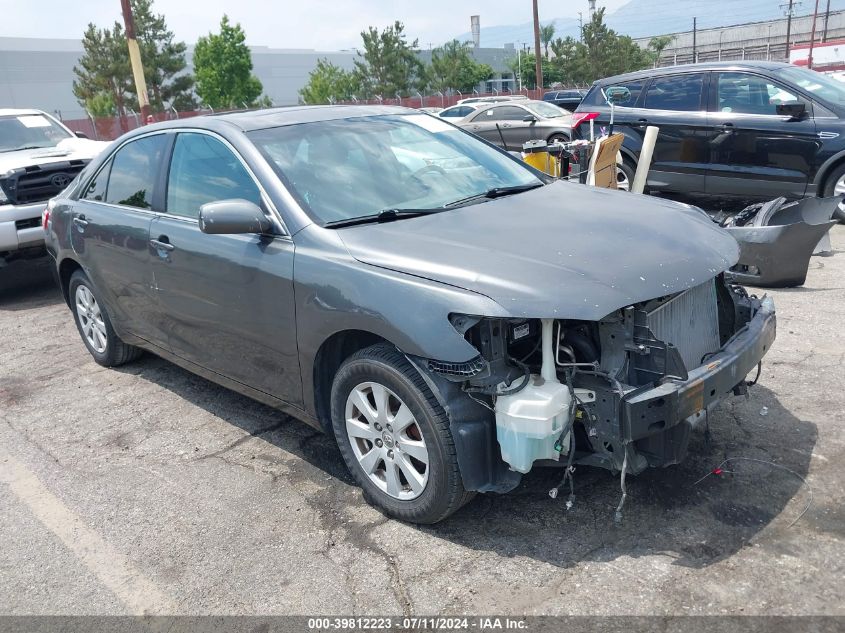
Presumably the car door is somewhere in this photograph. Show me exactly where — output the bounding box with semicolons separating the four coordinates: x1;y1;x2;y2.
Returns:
148;131;302;406
70;133;168;346
705;71;819;198
637;72;709;193
464;105;528;149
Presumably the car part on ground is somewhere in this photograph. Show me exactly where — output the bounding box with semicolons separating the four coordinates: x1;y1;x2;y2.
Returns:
723;196;840;287
45;106;776;523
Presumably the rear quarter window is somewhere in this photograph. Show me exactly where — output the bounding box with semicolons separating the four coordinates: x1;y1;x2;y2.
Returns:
578;81;645;109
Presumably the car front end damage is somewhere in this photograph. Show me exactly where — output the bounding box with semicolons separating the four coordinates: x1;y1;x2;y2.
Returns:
412;274;776;506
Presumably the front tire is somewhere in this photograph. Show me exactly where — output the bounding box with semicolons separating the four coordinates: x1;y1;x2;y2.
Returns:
69;270;142;367
330;344;472;524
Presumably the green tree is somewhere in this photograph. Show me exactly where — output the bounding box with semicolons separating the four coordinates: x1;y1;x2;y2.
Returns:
72;1;193;117
73;23;132;120
300;59;360;104
540;23;556;59
86;92;117;117
548;9;652;85
194;15;266;109
509;51;562;89
132;0;195;110
354;21;425;98
647;35;674;67
427;40;493;93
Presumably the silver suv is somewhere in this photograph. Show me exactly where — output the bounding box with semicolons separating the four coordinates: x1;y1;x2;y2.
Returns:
0;109;108;265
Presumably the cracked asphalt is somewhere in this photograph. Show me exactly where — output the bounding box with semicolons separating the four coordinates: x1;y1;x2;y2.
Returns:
1;227;843;616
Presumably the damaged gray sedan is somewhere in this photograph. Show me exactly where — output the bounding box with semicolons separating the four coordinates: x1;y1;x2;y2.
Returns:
45;106;776;524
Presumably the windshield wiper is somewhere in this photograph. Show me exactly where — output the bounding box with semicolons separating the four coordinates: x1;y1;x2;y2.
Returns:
323;208;443;229
0;145;45;154
444;182;544;208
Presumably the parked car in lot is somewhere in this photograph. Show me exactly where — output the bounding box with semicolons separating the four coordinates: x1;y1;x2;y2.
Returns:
456;99;573;150
0;109;108;265
543;89;588;110
573;61;845;200
45;106;775;523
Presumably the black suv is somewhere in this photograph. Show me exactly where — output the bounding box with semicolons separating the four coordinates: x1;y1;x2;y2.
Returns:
543;89;588;111
572;61;845;200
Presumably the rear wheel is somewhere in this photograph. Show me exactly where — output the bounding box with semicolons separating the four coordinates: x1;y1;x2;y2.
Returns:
69;270;142;367
822;162;845;198
330;344;472;523
616;158;636;192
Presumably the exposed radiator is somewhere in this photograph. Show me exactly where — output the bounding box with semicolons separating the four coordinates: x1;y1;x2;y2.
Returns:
647;280;721;371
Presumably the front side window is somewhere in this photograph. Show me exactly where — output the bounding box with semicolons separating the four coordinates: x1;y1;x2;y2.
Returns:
644;74;704;111
249;114;541;225
0;113;73;153
716;72;805;115
166;133;261;219
105;134;168;209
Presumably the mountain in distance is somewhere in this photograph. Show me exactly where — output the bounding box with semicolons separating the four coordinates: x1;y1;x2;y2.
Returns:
451;0;845;47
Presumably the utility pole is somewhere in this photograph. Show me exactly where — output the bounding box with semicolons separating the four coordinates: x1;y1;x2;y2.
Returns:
532;0;543;92
578;12;583;42
822;0;831;42
808;0;820;69
120;0;150;123
692;17;697;63
782;0;798;60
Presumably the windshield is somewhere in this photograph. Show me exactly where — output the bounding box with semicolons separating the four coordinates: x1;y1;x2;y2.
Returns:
776;66;845;104
0;113;73;153
525;101;569;118
248;114;542;225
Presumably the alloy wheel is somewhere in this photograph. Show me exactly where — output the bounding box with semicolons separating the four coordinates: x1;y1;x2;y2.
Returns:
344;381;429;500
75;285;108;354
834;174;845;196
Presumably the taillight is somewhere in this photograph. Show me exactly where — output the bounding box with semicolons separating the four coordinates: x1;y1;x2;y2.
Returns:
571;112;599;130
42;200;54;232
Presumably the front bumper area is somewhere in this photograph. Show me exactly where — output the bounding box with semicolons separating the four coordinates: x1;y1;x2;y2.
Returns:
618;296;776;468
0;202;46;254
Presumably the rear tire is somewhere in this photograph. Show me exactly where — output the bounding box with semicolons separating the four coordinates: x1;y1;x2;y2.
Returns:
69;270;142;367
822;161;845;199
617;158;636;192
330;344;473;524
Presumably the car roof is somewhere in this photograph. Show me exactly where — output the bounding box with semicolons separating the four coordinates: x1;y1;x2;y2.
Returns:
0;108;50;117
592;60;794;86
121;104;414;137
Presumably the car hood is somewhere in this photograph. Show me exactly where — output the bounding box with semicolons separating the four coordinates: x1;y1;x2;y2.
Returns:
336;181;739;320
0;137;109;174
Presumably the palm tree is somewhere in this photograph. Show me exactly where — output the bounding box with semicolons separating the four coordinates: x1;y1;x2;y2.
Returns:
540;23;556;58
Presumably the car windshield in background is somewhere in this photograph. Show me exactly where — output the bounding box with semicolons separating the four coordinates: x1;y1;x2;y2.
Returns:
525;102;569;118
776;66;845;104
249;114;542;226
0;113;72;153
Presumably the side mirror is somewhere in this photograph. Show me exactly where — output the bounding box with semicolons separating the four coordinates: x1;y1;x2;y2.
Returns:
776;102;807;120
198;199;272;235
522;114;537;122
74;131;89;139
604;86;632;106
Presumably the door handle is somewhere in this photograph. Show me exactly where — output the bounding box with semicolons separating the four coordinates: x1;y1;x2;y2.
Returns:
719;122;735;134
72;216;88;231
150;238;174;252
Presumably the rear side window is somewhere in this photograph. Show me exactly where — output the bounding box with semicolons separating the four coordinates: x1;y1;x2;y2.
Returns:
81;159;112;202
105;134;169;209
166;132;261;219
644;74;705;111
580;81;645;108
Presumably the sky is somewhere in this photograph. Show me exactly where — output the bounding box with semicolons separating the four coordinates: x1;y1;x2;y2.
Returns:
0;0;631;50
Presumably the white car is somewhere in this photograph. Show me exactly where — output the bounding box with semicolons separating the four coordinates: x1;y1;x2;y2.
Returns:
0;109;109;264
